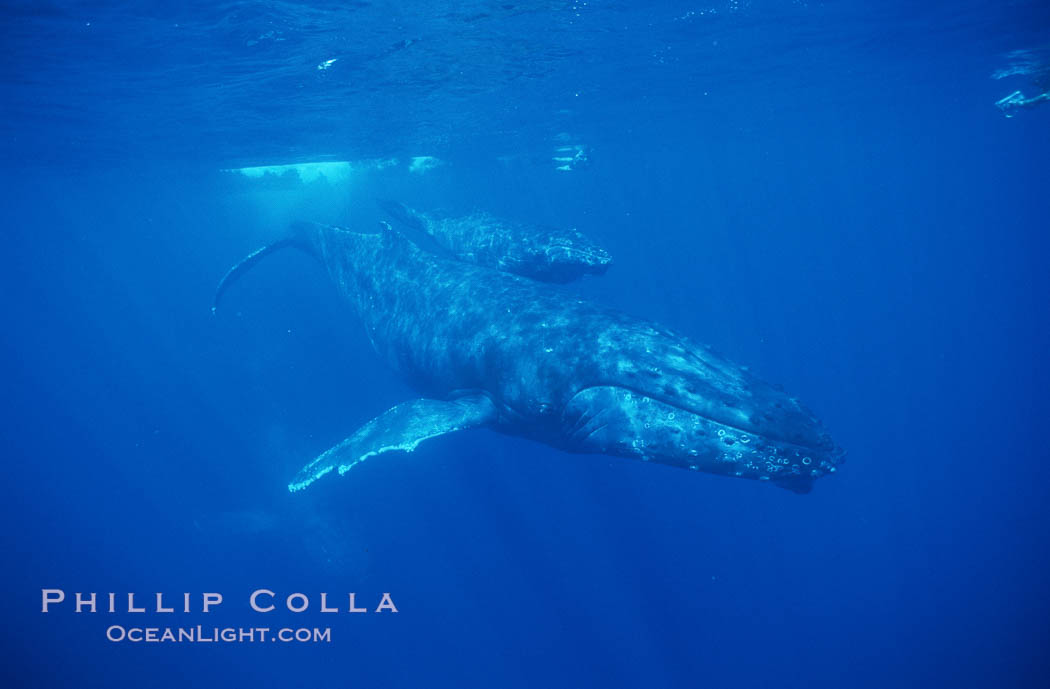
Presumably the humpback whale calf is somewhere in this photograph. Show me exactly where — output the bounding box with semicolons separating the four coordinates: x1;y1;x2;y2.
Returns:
380;201;612;283
215;221;843;494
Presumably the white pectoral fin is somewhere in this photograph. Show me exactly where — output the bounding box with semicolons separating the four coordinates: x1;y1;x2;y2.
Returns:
288;394;497;493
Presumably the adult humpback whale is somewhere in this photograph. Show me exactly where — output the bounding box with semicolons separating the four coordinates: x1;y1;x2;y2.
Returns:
215;221;843;494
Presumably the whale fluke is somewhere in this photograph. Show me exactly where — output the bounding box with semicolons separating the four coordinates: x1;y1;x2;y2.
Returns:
288;394;497;493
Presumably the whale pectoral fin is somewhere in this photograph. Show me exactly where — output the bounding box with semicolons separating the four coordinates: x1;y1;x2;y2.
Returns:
288;395;496;493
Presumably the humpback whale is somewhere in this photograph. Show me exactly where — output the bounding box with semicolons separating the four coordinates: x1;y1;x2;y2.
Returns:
215;221;843;494
380;201;612;283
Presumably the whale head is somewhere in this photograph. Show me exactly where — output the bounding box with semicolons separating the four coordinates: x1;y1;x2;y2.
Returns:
498;226;613;283
562;384;843;492
540;227;613;277
558;340;843;493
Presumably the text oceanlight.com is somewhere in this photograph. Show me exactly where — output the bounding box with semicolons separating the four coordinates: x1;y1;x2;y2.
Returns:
106;626;331;643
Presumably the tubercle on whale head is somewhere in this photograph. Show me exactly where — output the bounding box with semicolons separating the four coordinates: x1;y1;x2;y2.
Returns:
560;385;843;492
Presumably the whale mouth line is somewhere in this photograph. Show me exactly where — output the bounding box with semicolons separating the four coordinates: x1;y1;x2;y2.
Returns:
569;383;834;454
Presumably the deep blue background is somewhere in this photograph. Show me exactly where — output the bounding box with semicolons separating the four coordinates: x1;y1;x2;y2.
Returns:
2;2;1048;687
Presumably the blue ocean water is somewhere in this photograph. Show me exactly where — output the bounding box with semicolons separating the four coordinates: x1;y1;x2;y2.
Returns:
2;1;1049;687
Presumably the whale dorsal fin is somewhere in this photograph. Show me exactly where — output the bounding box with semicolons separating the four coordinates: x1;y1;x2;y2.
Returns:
288;394;497;492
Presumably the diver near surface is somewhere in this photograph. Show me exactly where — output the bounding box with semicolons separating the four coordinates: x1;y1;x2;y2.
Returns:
993;48;1050;117
995;89;1050;116
214;219;843;496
